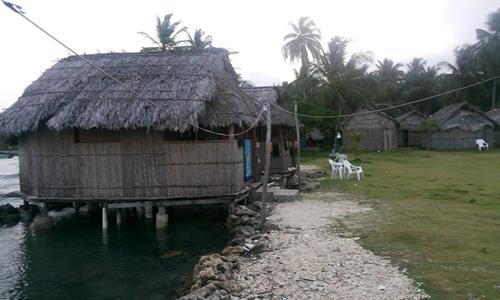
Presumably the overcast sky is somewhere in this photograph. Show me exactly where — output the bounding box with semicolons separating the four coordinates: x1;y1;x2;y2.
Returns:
0;0;498;110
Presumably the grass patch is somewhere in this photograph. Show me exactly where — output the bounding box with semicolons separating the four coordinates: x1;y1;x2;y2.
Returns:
302;148;500;299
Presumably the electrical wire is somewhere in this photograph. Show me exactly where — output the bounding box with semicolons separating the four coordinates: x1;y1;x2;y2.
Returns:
272;74;500;119
1;3;264;137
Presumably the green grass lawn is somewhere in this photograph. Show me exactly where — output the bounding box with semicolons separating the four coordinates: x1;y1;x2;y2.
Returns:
302;148;500;299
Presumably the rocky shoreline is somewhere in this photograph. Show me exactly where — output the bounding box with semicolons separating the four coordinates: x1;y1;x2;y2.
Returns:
177;200;270;300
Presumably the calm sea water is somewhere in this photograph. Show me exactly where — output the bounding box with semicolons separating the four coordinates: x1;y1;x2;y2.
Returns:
0;157;229;300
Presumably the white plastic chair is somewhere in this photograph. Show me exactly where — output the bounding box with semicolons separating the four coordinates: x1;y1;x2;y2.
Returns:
343;160;364;181
475;139;489;151
328;159;343;180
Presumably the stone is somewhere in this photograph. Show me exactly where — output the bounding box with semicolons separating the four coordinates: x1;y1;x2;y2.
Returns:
234;206;257;217
32;215;55;230
0;204;21;226
299;178;320;193
233;225;255;237
222;246;244;256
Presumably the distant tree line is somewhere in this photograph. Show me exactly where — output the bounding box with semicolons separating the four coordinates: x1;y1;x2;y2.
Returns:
280;9;500;143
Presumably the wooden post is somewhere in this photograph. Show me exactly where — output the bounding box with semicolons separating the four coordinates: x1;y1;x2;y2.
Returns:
145;201;153;219
102;202;108;230
294;101;301;177
492;79;497;110
260;100;272;227
116;209;122;227
156;206;168;230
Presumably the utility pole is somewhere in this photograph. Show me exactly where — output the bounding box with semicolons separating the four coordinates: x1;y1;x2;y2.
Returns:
492;79;497;110
260;100;272;227
294;101;301;178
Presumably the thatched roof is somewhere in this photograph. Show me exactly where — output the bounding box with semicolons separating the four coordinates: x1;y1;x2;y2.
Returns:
342;107;398;129
396;110;427;131
242;86;296;127
0;48;259;137
430;102;496;131
486;108;500;125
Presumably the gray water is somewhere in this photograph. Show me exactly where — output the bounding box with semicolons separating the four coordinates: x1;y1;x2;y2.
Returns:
0;157;229;299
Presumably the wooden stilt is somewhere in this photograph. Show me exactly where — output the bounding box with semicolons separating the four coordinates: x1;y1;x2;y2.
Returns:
145;202;153;219
116;209;122;227
102;202;108;230
156;207;168;230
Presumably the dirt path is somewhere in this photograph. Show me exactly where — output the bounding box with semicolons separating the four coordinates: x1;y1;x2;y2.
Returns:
234;191;428;300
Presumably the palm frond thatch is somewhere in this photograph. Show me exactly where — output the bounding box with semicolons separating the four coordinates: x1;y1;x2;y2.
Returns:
0;48;259;136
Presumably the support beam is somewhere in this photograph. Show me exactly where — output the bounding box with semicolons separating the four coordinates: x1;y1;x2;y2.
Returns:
294;101;301;176
260;99;272;227
102;202;108;230
116;209;122;227
156;207;168;230
40;202;48;217
136;202;145;218
145;201;153;219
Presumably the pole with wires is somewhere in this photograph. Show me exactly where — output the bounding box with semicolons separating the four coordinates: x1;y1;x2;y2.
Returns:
260;99;272;227
294;101;301;182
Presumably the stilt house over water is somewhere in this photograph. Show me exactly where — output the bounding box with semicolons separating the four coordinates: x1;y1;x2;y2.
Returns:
486;109;500;146
396;110;427;147
242;86;297;175
342;108;398;151
426;102;496;149
0;49;264;202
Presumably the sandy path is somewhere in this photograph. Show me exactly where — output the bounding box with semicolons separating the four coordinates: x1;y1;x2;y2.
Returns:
234;191;428;300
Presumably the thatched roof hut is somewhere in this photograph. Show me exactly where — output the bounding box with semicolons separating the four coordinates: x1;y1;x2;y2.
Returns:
426;102;496;149
243;86;297;174
0;49;263;201
396;110;427;147
486;108;500;146
342;108;398;151
0;48;257;137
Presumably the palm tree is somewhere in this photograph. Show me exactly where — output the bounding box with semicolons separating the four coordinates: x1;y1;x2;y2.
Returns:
282;17;323;71
475;8;500;109
402;58;440;114
372;59;404;81
184;29;213;50
139;14;185;51
438;45;488;107
370;59;404;108
313;37;372;112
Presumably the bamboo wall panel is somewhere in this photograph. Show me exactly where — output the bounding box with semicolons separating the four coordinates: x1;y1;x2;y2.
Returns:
426;128;495;149
18;128;245;199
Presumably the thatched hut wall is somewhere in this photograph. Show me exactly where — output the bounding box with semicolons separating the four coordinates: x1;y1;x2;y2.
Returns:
243;87;297;174
486;109;500;146
396;110;426;147
19;127;245;199
343;109;398;151
425;128;495;150
428;103;496;149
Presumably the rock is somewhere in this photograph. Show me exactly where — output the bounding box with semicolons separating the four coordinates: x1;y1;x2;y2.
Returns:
233;225;255;237
177;283;218;300
222;246;244;256
0;204;21;226
161;250;184;259
378;284;386;291
228;237;246;246
32;215;55;230
250;201;262;212
234;206;257;217
299;178;320;193
286;175;300;189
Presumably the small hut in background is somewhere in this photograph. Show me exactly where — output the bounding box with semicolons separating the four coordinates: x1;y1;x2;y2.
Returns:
342;108;398;151
426;102;496;149
486;108;500;146
242;86;297;175
396;110;427;147
0;49;261;201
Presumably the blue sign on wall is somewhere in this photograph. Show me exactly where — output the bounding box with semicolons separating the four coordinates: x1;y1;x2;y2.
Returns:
243;139;252;182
